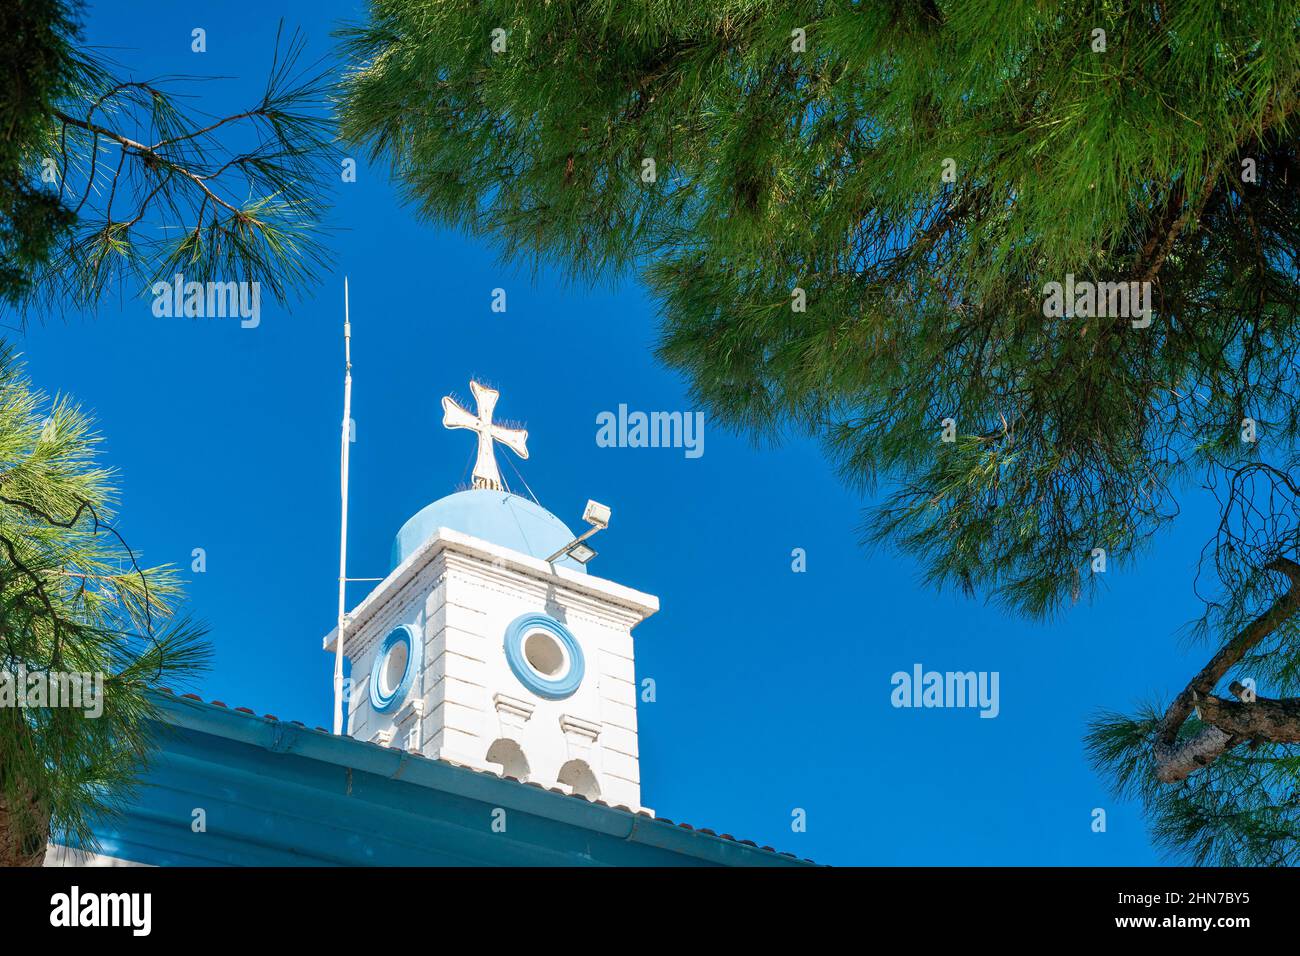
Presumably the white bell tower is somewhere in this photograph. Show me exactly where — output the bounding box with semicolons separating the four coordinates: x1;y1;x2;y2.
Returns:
323;382;658;812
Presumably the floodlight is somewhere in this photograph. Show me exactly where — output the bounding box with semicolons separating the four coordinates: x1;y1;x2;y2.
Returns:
545;499;613;565
583;499;611;529
569;543;598;564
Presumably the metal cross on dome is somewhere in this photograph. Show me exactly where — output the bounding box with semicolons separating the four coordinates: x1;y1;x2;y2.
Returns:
441;380;529;491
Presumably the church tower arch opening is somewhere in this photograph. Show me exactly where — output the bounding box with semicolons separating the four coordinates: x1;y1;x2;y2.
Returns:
557;759;600;801
485;738;530;781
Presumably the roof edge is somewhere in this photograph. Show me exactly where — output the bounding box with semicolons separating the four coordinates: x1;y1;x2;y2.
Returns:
153;691;814;867
324;526;659;652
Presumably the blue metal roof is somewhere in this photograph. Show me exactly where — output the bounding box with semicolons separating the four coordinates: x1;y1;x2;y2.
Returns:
64;692;814;867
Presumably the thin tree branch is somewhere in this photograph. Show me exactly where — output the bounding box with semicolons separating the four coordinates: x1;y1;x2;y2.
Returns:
51;109;250;219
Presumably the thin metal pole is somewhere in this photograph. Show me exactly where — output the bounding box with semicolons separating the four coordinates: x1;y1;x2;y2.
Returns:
333;277;353;736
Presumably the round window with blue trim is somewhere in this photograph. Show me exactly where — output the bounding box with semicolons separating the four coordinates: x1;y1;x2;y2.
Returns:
504;613;584;700
370;624;421;712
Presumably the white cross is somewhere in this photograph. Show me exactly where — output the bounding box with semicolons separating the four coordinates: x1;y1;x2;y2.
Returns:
441;380;529;491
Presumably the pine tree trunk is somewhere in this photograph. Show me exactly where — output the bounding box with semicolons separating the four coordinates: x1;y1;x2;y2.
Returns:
0;781;49;866
0;717;50;867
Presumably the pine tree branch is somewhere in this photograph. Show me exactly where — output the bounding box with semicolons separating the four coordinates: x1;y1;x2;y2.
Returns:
1153;724;1235;785
7;22;335;316
50;109;247;218
1135;92;1300;284
1154;558;1300;782
1154;691;1300;785
1201;692;1300;743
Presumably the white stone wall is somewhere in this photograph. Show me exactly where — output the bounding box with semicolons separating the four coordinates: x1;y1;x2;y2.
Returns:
44;844;149;867
326;528;658;812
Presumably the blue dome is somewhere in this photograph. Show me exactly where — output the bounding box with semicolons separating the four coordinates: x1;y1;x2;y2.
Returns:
391;490;586;573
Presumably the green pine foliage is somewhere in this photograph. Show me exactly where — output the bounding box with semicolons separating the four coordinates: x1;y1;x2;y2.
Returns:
1;1;336;318
339;1;1300;862
0;345;209;863
1087;703;1300;866
0;0;81;305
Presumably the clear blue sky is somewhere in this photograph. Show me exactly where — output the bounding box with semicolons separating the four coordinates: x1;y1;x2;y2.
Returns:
16;0;1221;865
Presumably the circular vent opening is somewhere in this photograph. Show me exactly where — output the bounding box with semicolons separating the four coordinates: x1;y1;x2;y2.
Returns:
524;630;565;677
379;640;408;698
